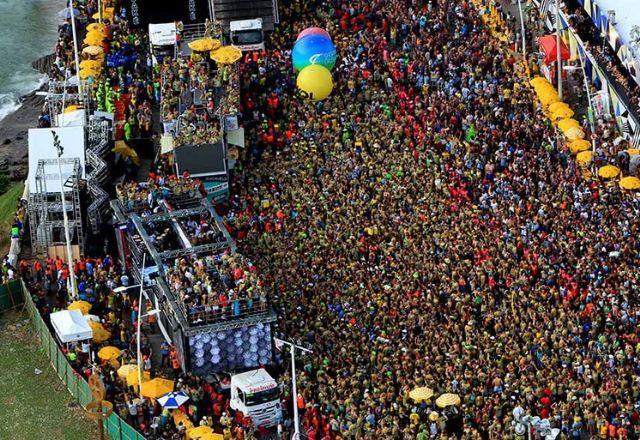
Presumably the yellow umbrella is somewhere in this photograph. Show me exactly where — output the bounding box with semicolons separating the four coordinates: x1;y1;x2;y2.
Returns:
87;23;107;32
529;77;551;87
550;107;575;121
627;149;640;156
87;320;111;343
620;176;640;190
141;378;175;399
435;393;461;408
84;34;105;45
126;370;151;387
188;38;221;52
92;11;114;20
210;46;243;64
568;139;590;154
557;118;581;132
598;165;620;179
576;151;593;166
83;45;104;56
68;300;92;315
198;434;224;440
173;410;188;424
80;59;102;69
409;387;434;403
86;29;107;40
117;364;138;379
113;140;141;166
79;68;101;80
564;126;585;140
186;426;213;440
548;102;571;114
64;105;79;113
97;346;121;361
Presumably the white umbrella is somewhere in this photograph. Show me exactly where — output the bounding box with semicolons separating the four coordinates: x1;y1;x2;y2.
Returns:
157;391;190;409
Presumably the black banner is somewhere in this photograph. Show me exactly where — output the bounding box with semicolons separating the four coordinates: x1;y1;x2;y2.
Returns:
124;0;210;29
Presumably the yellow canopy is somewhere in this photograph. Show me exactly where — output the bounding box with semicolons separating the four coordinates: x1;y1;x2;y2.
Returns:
568;139;590;154
576;151;593;166
564;126;585;140
409;387;434;403
186;426;213;440
435;393;461;408
548;102;571;114
141;378;175;399
210;46;243;64
83;45;104;56
68;300;92;315
627;149;640;156
598;165;620;179
117;364;139;379
619;176;640;190
84;34;105;45
64;105;79;114
550;107;575;121
97;346;121;361
188;38;221;52
126;370;151;388
557;118;581;132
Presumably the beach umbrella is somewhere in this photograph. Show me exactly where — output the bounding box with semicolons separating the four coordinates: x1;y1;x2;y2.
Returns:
576;151;592;166
598;165;620;179
64;105;79;114
157;391;190;409
529;77;550;88
83;45;104;56
550;107;574;121
79;68;100;80
58;7;80;19
173;410;189;424
84;34;105;46
627;149;640;156
436;393;461;408
186;426;213;440
87;23;107;32
619;176;640;190
141;378;175;399
409;387;434;403
126;370;151;387
68;300;92;315
548;102;571;114
97;346;121;361
117;364;138;379
567;139;590;154
198;434;224;440
210;45;243;64
87;320;111;343
557;118;581;132
80;59;102;70
188;38;222;52
564;126;585;140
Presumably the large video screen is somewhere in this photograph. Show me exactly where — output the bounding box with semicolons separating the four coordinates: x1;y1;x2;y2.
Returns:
124;0;210;29
188;322;273;374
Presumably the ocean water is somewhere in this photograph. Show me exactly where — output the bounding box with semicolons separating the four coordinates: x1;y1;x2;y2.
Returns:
0;0;66;121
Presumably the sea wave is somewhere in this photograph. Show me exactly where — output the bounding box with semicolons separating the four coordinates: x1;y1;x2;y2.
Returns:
0;93;23;122
0;74;48;122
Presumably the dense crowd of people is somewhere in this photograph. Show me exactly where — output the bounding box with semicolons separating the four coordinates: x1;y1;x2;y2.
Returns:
8;0;640;438
221;0;640;438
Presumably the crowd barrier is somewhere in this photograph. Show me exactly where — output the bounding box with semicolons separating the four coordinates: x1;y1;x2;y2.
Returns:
0;279;24;312
18;280;146;440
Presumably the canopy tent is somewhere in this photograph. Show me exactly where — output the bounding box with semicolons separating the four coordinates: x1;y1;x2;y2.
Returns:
50;310;93;343
538;35;570;64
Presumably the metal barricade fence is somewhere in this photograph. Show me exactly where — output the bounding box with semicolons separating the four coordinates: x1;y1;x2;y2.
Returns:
20;280;145;440
0;279;24;312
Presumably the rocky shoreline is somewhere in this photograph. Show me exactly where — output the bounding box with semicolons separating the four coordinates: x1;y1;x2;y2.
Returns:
0;54;54;181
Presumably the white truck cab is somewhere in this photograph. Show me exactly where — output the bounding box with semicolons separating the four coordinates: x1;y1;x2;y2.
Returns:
230;368;280;427
229;18;265;51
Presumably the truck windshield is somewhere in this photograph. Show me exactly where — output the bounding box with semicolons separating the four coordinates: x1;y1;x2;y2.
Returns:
244;387;279;406
232;30;263;45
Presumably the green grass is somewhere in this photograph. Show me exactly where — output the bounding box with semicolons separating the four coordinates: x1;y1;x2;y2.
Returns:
0;182;24;252
0;311;97;440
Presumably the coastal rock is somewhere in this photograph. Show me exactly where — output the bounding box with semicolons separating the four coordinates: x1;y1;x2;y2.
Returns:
32;54;55;75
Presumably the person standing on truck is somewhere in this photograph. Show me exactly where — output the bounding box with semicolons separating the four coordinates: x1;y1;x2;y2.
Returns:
170;345;181;378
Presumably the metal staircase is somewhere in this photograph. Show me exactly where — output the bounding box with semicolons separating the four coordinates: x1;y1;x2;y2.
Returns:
85;117;112;234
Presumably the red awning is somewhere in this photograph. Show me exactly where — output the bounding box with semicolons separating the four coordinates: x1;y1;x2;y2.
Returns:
538;35;570;64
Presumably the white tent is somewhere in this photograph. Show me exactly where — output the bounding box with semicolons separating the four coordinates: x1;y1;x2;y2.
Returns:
50;310;93;343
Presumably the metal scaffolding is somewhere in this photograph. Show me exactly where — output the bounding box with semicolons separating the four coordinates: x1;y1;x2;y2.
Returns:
86;117;112;233
28;158;85;257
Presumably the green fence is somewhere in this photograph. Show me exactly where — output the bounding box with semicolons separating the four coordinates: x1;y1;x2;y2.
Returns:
20;281;145;440
0;279;24;312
